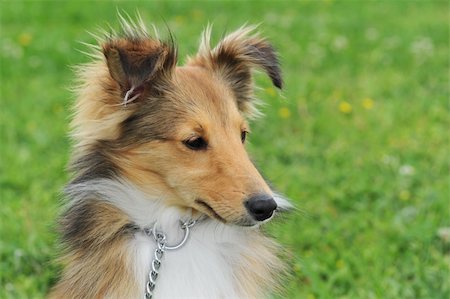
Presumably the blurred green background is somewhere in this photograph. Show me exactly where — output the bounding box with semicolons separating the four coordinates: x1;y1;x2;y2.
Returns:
1;1;449;298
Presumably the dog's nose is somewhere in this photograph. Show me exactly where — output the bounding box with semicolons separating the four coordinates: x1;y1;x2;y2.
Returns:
245;194;278;221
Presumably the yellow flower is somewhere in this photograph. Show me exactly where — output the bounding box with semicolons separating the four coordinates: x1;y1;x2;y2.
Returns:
174;16;185;25
18;33;32;47
278;107;291;119
191;9;204;20
339;101;352;114
53;104;63;114
336;259;345;269
362;97;374;110
265;87;276;97
399;190;410;201
26;121;36;131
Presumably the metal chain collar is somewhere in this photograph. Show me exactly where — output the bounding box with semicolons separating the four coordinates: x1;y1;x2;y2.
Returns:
143;220;197;299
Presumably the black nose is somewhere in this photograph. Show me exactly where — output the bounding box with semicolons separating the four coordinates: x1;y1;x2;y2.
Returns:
245;194;278;221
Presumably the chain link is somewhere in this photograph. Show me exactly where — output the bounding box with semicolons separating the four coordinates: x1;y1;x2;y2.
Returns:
143;220;196;299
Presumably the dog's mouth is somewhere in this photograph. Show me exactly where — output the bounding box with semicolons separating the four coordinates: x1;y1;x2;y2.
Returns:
194;199;227;223
194;198;259;227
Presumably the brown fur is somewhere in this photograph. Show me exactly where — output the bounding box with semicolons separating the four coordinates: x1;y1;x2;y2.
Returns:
49;201;139;298
52;18;286;298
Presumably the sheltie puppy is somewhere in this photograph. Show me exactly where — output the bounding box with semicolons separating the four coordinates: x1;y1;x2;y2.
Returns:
50;16;292;299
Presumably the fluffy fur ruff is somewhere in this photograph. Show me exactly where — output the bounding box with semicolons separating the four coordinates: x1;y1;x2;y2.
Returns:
50;179;287;298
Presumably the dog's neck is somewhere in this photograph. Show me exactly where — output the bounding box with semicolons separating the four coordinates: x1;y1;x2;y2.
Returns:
60;179;284;298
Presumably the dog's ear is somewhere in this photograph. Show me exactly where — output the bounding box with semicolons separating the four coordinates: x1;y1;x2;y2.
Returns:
189;26;282;116
103;38;177;105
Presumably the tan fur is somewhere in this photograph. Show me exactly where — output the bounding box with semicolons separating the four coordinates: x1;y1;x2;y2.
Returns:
49;202;139;298
71;62;131;150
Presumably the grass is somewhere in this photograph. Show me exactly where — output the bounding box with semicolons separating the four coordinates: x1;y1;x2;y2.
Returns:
1;1;449;298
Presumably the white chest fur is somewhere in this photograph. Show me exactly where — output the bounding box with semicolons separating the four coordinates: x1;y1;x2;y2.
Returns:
132;221;257;298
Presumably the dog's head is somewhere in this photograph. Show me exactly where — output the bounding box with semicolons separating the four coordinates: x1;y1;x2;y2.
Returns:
72;21;290;226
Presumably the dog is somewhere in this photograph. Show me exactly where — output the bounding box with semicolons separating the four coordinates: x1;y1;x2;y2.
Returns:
50;16;292;299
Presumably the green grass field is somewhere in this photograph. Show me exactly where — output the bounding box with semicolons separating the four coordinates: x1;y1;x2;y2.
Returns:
1;1;449;298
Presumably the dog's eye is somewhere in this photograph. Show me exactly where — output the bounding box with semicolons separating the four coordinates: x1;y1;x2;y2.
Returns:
241;131;248;143
184;137;208;150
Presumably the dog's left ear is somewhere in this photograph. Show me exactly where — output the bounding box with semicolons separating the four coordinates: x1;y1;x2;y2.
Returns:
103;38;177;105
188;26;282;116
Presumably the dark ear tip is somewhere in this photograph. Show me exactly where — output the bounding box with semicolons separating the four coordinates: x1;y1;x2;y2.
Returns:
272;76;283;89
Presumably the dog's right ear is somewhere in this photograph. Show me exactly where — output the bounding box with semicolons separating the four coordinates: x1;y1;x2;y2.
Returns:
188;25;282;117
103;38;177;105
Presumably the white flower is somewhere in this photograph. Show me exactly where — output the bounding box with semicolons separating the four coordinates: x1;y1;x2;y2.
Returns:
399;165;415;176
333;35;348;50
365;27;379;41
410;36;434;64
410;36;434;56
437;227;450;243
382;155;398;166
